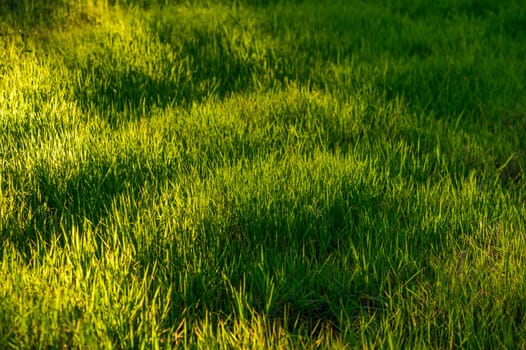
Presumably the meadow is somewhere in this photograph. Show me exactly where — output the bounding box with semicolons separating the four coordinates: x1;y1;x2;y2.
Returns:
0;0;525;348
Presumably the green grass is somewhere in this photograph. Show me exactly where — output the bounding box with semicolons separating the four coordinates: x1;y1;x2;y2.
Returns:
1;0;525;348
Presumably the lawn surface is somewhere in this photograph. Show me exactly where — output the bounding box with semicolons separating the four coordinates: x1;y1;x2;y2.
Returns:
1;0;525;348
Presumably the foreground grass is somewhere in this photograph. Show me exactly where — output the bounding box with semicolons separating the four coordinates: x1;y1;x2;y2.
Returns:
1;0;525;348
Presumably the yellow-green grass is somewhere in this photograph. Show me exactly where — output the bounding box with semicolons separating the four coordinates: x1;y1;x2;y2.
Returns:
1;0;525;348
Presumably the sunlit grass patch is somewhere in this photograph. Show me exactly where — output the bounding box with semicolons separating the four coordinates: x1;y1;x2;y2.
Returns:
1;0;525;348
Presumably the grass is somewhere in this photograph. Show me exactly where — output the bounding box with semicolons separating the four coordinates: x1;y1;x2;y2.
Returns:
1;0;525;348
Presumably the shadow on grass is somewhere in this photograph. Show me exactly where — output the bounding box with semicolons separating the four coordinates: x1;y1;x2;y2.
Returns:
5;149;163;253
0;0;83;28
69;24;277;126
65;0;525;129
150;158;428;336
